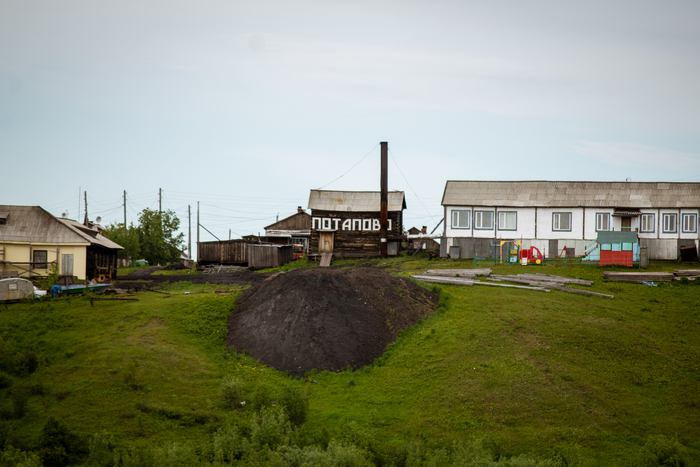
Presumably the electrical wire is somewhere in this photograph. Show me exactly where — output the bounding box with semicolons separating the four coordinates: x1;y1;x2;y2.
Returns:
388;148;438;224
315;143;379;190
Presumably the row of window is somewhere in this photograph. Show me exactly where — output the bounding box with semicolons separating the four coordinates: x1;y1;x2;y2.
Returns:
451;210;699;233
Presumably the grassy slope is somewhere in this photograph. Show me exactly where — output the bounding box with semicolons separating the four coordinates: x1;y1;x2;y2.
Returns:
1;258;699;465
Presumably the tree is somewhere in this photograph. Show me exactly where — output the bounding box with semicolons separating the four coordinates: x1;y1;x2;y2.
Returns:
103;222;140;262
137;208;185;265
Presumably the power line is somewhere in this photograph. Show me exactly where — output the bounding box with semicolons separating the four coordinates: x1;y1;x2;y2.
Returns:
388;147;438;224
315;144;380;190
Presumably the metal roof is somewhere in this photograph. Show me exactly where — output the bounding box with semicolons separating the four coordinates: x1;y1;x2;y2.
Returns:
0;205;122;249
58;218;124;250
308;190;407;212
442;181;700;208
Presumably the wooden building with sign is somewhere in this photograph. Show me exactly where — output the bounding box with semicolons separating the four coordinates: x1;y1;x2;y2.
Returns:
307;190;406;260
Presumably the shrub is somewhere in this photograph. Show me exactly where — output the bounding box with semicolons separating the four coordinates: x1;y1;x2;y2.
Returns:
10;387;29;419
88;432;116;467
250;406;292;450
278;385;310;426
0;372;12;390
0;446;43;467
12;350;41;377
39;417;87;467
212;424;249;463
219;375;245;408
640;434;689;467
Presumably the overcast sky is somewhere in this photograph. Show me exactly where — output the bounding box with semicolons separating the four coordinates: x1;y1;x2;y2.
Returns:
2;1;699;252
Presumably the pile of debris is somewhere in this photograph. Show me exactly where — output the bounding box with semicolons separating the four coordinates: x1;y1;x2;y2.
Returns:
412;270;613;298
227;267;439;374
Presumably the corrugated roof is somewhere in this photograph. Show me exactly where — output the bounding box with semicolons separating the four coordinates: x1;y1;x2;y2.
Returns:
58;218;124;250
0;206;89;244
0;205;122;250
308;190;407;212
442;181;700;208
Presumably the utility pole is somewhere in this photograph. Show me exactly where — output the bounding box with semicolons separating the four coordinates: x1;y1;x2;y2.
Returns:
380;142;388;258
84;191;88;225
229;229;231;240
188;205;191;260
123;191;127;229
159;188;162;215
196;202;200;260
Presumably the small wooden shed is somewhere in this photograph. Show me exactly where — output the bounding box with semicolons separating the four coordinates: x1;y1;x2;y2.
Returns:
197;239;249;266
247;244;294;269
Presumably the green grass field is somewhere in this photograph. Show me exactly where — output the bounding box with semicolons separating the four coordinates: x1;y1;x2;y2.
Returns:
1;256;698;466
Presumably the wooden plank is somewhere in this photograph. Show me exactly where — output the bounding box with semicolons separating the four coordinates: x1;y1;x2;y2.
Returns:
412;275;474;286
547;285;614;298
674;269;700;277
320;252;333;267
603;271;674;282
423;268;492;277
471;281;549;292
523;273;594;286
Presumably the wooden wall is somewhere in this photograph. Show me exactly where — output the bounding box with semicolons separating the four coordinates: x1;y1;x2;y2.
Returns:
309;210;403;258
248;244;293;269
197;240;249;265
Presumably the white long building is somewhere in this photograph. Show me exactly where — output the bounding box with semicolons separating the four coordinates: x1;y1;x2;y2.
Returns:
441;181;700;261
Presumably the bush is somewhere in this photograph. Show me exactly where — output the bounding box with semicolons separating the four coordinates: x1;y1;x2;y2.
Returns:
0;446;42;467
250;406;292;450
278;385;310;426
10;387;29;420
39;417;87;467
640;434;689;467
219;375;245;408
0;373;12;390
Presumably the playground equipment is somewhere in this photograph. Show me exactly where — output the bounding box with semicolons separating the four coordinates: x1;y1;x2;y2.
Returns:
519;246;544;265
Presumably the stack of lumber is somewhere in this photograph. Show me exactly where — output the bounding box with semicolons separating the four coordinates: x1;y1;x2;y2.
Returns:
487;273;612;298
422;268;492;279
411;273;549;291
602;271;673;282
412;270;613;297
674;270;700;279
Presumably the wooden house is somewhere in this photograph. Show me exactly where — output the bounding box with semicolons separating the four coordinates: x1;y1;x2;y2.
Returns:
407;227;441;251
263;207;312;254
0;205;123;282
441;181;700;261
307;190;406;259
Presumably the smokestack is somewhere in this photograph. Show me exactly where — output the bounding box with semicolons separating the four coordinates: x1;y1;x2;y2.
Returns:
380;142;388;258
421;226;427;234
297;206;304;213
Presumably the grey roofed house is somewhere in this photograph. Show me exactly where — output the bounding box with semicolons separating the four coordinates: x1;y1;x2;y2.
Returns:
0;205;122;281
0;205;91;244
442;181;700;208
308;189;406;212
440;181;700;261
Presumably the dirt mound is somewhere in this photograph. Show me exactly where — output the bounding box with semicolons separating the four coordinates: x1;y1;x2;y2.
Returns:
227;267;439;375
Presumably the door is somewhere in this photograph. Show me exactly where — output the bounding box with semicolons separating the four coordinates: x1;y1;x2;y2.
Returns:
621;217;631;231
61;254;74;276
319;232;334;253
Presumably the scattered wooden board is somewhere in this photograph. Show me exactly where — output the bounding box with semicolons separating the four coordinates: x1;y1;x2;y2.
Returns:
423;268;492;277
603;272;674;282
674;269;700;278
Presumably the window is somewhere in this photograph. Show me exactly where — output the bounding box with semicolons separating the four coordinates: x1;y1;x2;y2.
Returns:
451;210;470;229
640;213;655;233
682;213;697;233
498;211;516;230
33;250;47;269
474;210;494;229
662;213;677;233
552;212;572;231
596;213;610;231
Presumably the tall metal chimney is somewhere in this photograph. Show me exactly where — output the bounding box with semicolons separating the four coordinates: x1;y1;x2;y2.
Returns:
380;142;388;258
